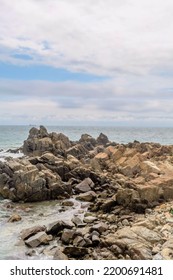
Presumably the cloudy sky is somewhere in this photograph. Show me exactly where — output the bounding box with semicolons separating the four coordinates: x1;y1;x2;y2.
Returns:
0;0;173;126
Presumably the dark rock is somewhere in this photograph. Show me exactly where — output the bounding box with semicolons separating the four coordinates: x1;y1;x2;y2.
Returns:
101;198;117;212
63;246;88;257
97;133;109;146
46;220;74;235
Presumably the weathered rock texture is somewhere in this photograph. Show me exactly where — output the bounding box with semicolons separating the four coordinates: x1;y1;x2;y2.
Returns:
1;126;173;260
1;126;173;211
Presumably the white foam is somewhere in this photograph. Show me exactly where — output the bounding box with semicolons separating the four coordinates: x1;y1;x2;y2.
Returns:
0;150;24;162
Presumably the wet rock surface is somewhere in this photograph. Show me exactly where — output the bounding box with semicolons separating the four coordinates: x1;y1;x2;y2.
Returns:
1;126;173;259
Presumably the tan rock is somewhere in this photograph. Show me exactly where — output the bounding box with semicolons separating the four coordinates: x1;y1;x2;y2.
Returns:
140;160;161;174
95;152;109;160
8;214;22;223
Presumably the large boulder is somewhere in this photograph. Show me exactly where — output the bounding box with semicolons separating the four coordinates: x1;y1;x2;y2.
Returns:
0;158;71;202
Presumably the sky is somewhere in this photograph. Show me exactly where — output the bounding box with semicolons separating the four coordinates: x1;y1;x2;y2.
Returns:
0;0;173;126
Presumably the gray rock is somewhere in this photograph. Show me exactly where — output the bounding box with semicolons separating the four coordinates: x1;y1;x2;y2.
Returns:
91;234;100;245
71;216;84;227
61;229;76;244
20;225;46;240
73;236;84;246
91;222;109;234
74;178;94;193
25;231;52;248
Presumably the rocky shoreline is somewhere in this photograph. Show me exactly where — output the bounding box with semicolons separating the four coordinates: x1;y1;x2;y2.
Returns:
1;126;173;260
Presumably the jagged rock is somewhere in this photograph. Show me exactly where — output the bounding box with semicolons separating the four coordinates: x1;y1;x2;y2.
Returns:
140;161;161;175
74;178;94;193
71;216;85;227
66;144;88;159
73;236;84;246
20;225;46;240
46;220;74;235
61;229;76;244
25;231;52;248
97;133;109;146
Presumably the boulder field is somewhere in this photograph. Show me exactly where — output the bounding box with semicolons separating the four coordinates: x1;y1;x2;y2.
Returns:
1;126;173;260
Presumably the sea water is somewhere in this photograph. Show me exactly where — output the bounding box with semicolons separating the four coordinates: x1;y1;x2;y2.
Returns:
1;125;173;152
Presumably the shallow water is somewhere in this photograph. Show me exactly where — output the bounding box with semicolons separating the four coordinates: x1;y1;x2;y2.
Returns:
0;198;87;259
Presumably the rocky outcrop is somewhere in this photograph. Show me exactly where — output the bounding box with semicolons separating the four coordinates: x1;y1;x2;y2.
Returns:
0;157;71;202
1;126;173;210
3;126;173;261
23;126;71;156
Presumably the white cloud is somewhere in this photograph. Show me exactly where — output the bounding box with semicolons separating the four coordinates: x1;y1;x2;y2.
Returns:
1;0;173;125
1;78;173;125
1;0;173;75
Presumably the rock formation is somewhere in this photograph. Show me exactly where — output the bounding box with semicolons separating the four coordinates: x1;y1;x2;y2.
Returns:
1;126;173;260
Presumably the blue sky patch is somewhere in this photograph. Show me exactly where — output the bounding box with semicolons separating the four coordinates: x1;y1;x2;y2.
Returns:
0;62;107;82
11;54;33;60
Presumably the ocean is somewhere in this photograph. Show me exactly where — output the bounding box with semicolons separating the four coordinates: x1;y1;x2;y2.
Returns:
1;125;173;151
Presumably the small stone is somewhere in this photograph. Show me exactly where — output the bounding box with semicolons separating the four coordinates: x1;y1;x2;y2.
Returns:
73;236;84;246
71;216;85;227
83;216;97;223
91;234;100;245
61;200;74;207
91;222;108;234
122;219;129;226
8;214;22;223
